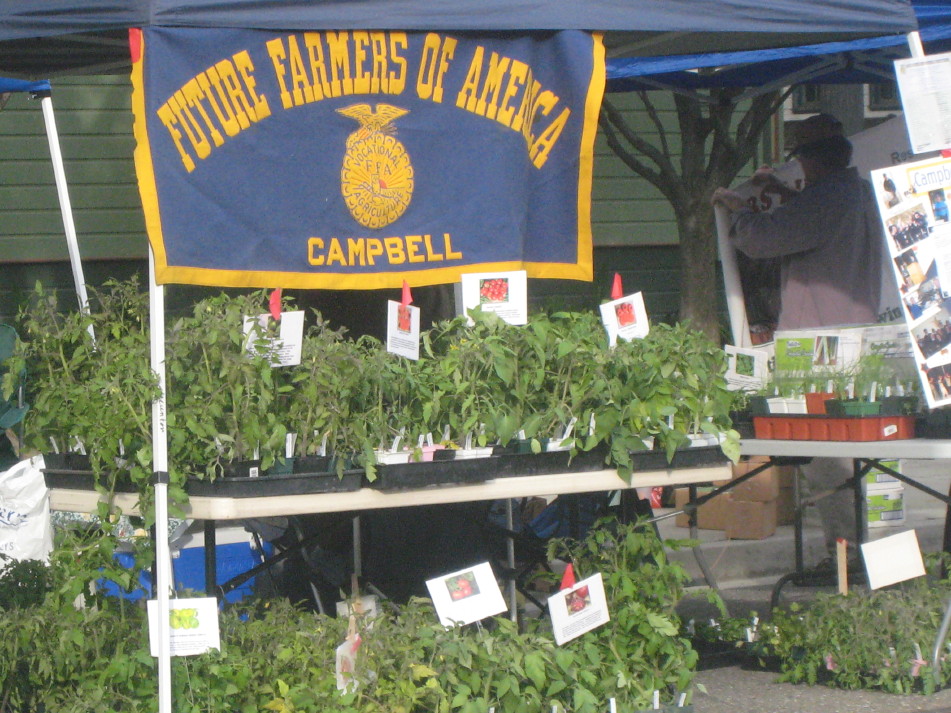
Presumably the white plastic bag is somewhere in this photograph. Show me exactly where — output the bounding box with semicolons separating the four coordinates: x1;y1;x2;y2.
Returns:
0;455;53;562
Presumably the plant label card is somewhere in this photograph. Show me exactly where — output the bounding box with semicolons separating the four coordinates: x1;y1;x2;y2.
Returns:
147;597;221;657
599;292;649;346
425;561;507;627
724;345;770;391
386;300;421;360
243;310;305;367
457;270;528;325
861;530;926;590
547;572;610;646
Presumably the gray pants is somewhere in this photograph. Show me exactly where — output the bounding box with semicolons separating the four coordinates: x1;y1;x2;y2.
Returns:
800;457;858;555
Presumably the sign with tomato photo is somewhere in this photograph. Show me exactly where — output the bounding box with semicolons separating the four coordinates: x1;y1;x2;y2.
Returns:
599;292;649;346
426;562;506;627
548;572;610;645
458;270;528;325
386;300;421;360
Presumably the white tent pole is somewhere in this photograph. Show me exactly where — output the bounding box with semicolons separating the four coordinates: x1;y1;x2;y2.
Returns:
907;31;925;59
148;248;172;713
715;203;752;347
39;93;94;339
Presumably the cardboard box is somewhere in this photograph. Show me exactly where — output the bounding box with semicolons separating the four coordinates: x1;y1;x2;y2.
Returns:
866;485;905;528
726;499;778;540
674;488;731;530
865;459;901;487
729;456;796;502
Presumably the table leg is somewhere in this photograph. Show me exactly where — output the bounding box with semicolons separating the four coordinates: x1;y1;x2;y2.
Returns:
685;485;719;591
853;459;865;547
204;520;217;597
505;499;517;622
944;479;951;557
793;466;804;575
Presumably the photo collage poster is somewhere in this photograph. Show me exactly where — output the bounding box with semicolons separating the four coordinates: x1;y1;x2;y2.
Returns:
871;156;951;407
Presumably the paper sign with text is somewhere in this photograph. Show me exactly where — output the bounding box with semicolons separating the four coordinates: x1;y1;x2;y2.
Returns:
386;300;421;360
599;291;649;346
458;270;528;325
548;572;609;645
425;561;507;627
148;597;221;657
243;310;304;366
725;345;770;391
861;530;926;590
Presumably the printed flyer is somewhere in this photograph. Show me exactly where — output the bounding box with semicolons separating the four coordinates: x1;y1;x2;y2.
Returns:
871;155;951;407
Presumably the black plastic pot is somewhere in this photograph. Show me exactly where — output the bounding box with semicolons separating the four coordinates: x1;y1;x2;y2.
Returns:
493;442;611;477
42;452;92;473
187;468;362;497
220;459;263;479
369;453;498;491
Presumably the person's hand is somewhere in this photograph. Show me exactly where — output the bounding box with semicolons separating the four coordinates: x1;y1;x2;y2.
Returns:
711;187;746;212
752;165;797;200
751;165;781;187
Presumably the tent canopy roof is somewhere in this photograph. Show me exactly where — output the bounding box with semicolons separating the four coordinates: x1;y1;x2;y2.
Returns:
0;0;918;78
607;0;951;92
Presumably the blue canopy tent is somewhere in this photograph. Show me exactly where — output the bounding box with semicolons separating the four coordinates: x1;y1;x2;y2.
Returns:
0;2;925;711
605;0;951;94
0;0;919;77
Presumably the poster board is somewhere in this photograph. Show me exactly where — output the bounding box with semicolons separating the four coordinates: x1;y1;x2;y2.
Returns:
871;155;951;407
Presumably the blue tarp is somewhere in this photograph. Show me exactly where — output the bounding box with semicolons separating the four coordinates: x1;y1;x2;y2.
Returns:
0;77;49;93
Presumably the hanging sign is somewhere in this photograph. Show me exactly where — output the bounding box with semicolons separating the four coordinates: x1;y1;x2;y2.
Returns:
131;28;604;289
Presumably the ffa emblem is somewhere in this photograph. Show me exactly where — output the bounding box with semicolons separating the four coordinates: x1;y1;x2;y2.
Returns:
337;103;414;229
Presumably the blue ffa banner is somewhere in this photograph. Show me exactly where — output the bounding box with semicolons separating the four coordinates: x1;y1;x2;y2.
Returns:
131;28;605;289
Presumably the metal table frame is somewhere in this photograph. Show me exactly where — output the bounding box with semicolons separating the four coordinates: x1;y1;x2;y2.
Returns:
49;462;731;614
740;438;951;678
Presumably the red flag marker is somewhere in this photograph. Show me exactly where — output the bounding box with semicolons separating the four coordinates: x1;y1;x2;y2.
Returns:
401;280;413;306
560;563;576;590
269;288;282;321
611;273;623;300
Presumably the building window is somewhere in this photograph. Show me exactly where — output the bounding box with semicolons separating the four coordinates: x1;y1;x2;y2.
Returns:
869;81;901;112
791;85;822;114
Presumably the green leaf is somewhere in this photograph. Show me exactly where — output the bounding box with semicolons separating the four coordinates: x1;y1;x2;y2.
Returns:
524;651;546;691
646;611;678;636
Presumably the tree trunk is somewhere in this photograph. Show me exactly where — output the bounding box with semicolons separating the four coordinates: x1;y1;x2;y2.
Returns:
677;203;720;342
599;89;789;342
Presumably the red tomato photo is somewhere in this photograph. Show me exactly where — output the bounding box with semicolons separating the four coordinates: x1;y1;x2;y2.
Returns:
565;585;591;613
397;304;412;333
446;572;480;601
479;278;509;304
615;301;636;327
